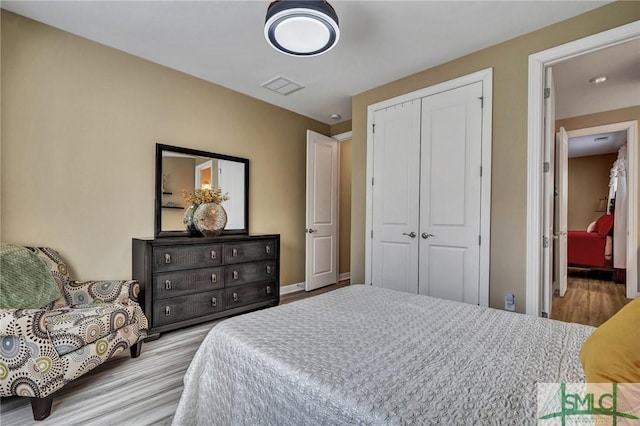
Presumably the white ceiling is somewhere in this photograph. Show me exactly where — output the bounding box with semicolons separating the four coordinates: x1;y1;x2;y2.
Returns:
554;39;640;120
568;130;627;158
2;0;615;125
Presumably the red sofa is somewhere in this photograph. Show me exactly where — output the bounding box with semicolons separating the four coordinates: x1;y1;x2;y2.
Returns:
567;214;614;268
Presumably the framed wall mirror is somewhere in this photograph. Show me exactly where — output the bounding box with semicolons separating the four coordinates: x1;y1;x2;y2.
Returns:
155;143;249;237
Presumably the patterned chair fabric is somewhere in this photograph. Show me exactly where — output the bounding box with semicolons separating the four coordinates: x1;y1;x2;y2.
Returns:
0;247;148;409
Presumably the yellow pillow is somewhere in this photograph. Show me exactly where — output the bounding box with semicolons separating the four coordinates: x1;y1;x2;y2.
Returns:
580;297;640;383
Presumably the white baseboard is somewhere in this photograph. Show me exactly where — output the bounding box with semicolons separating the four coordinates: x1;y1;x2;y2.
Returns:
280;274;350;295
280;282;305;295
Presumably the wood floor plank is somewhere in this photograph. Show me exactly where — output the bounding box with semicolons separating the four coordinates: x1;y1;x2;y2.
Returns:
550;274;630;327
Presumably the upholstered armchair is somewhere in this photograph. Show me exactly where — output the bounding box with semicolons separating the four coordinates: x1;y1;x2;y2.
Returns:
0;245;149;420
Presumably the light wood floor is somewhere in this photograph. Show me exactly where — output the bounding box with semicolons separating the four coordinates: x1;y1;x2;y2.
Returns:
550;274;630;327
0;281;350;426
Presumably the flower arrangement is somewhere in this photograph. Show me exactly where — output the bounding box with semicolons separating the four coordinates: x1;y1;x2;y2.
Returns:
182;187;230;206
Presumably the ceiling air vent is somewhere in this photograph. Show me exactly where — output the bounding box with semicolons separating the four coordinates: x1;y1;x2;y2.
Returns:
262;76;305;96
594;136;610;142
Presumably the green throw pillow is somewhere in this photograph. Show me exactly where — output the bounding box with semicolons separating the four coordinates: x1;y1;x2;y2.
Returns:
0;244;62;309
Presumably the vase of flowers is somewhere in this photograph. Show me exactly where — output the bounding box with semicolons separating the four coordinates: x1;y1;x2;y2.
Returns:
182;187;230;237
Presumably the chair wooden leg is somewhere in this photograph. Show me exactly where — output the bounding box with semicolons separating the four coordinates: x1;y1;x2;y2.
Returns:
130;340;143;358
30;393;54;421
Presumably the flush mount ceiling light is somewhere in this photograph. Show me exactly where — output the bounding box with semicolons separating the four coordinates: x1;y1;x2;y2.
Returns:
265;0;340;57
589;75;608;84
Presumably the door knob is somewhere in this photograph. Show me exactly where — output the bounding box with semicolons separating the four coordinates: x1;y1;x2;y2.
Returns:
402;232;417;238
307;229;318;233
422;233;435;239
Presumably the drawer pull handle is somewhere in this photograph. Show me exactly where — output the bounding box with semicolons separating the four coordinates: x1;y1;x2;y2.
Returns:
211;297;217;307
266;285;272;295
211;273;217;283
164;253;171;264
165;280;172;290
211;250;217;260
233;293;238;302
232;248;238;257
265;245;272;255
233;271;239;280
165;306;171;316
266;265;272;274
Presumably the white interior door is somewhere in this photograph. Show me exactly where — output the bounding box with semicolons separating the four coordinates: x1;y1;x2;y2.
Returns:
554;127;568;297
419;82;483;304
542;66;556;316
371;100;421;293
218;159;246;230
305;130;338;291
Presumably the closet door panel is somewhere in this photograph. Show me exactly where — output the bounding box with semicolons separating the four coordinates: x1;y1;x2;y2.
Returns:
419;82;483;304
371;100;421;293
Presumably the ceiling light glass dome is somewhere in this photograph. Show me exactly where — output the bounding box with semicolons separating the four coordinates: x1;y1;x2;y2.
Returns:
265;1;340;57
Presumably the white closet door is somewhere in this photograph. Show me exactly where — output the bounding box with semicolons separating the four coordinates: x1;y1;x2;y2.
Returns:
419;82;483;304
371;100;421;293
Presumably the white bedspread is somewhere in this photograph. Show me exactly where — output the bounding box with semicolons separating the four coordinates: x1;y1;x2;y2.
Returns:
173;285;594;425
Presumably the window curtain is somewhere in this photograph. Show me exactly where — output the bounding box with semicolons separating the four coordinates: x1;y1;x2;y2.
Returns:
608;144;628;269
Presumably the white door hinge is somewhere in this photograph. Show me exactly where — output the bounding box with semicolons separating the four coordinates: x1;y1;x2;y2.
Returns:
543;236;549;248
544;88;551;99
543;162;550;173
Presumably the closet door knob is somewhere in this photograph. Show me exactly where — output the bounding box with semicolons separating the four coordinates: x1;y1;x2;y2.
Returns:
422;233;435;239
402;232;416;238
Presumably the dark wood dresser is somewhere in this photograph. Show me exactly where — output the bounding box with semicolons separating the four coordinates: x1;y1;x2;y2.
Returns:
132;235;280;338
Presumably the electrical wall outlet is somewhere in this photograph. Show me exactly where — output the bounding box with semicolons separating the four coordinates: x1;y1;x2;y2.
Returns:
505;293;515;312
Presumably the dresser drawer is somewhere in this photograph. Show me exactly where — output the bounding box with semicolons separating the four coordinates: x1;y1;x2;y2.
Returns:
153;244;223;272
152;290;224;327
225;260;277;287
225;282;276;309
224;240;276;264
153;267;224;300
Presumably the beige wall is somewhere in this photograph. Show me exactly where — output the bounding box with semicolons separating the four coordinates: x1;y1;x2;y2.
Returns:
330;121;353;277
0;11;329;285
161;156;196;230
567;154;617;231
351;2;639;311
338;140;352;275
557;106;640;293
330;120;352;137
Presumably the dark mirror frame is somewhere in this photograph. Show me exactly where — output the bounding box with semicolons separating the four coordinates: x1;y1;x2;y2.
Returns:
155;143;250;238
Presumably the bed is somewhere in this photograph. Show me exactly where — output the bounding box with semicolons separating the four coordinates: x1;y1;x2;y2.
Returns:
567;213;614;268
172;285;597;425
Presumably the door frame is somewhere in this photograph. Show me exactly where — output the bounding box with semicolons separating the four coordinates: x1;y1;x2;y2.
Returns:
526;21;640;315
365;68;493;306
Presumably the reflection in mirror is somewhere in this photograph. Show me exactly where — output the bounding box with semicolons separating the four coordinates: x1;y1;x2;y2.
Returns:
155;144;248;237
